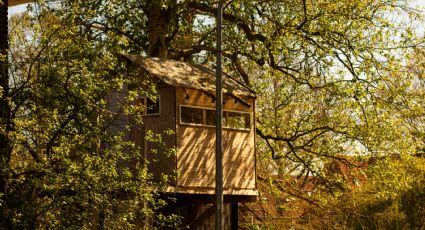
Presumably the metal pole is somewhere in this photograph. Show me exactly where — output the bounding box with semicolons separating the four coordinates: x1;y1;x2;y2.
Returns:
215;1;224;230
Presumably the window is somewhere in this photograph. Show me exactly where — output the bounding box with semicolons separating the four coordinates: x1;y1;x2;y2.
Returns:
181;106;203;124
146;98;160;114
205;109;216;126
224;111;250;129
138;96;160;115
179;105;250;130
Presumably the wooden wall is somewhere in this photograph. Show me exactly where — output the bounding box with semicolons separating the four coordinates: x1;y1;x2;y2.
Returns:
175;87;256;190
136;84;177;185
175;87;252;112
107;84;256;192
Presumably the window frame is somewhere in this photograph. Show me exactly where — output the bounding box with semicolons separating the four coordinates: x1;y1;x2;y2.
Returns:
179;105;251;131
180;105;215;128
139;95;161;116
223;110;251;130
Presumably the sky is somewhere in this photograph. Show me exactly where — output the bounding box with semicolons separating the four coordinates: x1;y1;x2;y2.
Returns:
413;0;425;7
8;1;425;16
8;4;28;18
8;3;28;16
9;1;425;16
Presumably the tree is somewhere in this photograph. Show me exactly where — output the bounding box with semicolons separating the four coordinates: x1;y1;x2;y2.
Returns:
3;0;425;228
1;9;178;229
302;156;425;229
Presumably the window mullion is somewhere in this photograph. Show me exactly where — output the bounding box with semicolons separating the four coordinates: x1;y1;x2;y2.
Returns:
203;109;207;125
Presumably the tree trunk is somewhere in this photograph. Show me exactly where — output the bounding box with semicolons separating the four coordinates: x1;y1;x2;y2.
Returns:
147;1;177;58
0;0;12;227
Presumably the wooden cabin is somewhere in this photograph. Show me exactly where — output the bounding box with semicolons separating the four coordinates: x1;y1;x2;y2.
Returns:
121;55;258;201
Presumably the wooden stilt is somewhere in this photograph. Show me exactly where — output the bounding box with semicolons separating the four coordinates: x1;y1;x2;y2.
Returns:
231;203;238;230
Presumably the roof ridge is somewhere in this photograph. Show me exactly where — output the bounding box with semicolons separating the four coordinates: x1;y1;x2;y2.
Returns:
119;54;255;97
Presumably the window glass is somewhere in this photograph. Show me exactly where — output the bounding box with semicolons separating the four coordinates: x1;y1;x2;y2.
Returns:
180;106;250;130
181;106;203;124
146;98;160;114
225;111;250;129
243;113;250;129
205;109;216;126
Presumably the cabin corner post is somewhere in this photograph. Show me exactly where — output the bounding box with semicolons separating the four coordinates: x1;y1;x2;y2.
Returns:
215;1;224;229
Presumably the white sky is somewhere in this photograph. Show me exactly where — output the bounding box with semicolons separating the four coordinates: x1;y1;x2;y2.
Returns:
413;0;425;7
8;1;425;16
8;3;28;17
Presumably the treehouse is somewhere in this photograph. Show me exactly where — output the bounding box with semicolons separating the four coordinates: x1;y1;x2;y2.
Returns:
121;55;258;201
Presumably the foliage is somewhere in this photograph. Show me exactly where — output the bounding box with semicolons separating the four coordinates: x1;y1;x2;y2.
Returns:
1;7;178;230
304;156;425;229
45;0;425;179
3;0;425;228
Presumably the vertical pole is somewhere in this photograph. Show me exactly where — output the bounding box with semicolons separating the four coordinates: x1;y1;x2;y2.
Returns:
231;203;238;230
215;1;224;230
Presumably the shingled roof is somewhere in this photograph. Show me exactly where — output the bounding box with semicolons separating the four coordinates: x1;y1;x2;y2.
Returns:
120;54;255;97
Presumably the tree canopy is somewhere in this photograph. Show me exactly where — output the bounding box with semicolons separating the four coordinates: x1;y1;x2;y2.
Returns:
1;0;425;228
2;6;178;230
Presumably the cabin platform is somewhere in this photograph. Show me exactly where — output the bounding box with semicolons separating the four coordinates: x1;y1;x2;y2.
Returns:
162;186;258;204
165;186;258;196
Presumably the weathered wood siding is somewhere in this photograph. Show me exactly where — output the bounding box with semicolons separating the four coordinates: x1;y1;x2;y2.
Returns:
175;87;252;112
175;88;256;190
137;84;177;185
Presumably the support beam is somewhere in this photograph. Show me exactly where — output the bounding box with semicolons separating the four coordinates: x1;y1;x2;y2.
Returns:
228;93;251;108
231;203;238;230
201;89;216;102
187;204;215;229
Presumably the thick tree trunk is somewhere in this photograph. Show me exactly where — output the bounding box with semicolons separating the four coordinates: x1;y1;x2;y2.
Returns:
146;1;177;58
147;4;170;58
0;0;12;227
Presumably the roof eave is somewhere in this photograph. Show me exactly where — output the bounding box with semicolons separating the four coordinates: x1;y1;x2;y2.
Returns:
119;54;256;97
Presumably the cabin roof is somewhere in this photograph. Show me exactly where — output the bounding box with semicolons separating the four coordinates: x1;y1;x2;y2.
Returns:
121;54;255;97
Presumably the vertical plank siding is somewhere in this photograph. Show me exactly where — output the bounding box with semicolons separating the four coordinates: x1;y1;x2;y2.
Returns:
175;88;256;190
141;85;177;185
112;82;256;193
